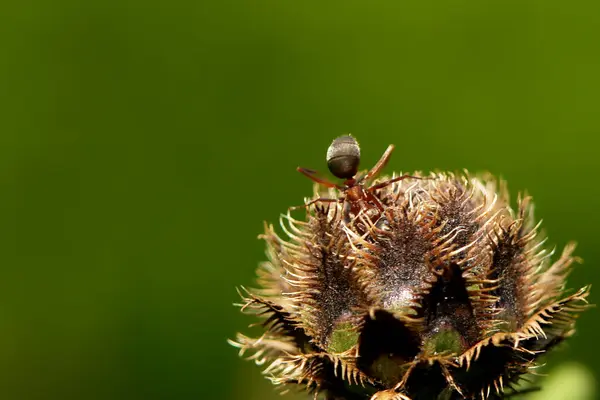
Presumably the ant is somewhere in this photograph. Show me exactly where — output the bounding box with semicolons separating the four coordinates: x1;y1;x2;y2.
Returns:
295;135;420;224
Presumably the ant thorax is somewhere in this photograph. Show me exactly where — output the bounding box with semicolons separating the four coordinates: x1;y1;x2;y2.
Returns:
343;183;383;226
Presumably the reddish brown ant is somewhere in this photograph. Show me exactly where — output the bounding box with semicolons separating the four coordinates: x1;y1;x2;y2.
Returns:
294;135;420;224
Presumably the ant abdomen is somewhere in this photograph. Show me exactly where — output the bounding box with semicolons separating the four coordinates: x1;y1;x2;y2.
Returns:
326;135;360;180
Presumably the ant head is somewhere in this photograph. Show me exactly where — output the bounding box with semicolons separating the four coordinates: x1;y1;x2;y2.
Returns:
326;135;361;180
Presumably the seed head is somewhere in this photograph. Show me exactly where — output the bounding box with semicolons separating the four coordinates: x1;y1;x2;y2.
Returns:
230;138;590;400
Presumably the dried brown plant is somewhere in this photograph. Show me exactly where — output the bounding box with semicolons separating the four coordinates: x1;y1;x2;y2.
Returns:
230;136;590;400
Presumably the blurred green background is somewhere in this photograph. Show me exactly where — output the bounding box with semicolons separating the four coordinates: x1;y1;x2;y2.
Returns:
0;1;598;399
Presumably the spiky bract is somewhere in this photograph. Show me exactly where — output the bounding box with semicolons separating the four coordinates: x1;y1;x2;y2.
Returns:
230;171;589;400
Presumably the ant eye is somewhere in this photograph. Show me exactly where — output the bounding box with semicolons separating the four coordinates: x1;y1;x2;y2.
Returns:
326;135;361;179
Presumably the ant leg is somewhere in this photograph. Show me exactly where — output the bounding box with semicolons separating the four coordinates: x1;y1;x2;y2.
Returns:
368;174;423;191
361;144;395;182
289;197;340;211
297;167;342;189
364;190;385;212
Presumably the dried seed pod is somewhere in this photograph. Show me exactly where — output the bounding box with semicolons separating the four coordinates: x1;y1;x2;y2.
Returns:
230;139;590;400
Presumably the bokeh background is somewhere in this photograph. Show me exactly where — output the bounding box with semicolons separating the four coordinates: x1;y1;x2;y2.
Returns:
0;1;598;399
